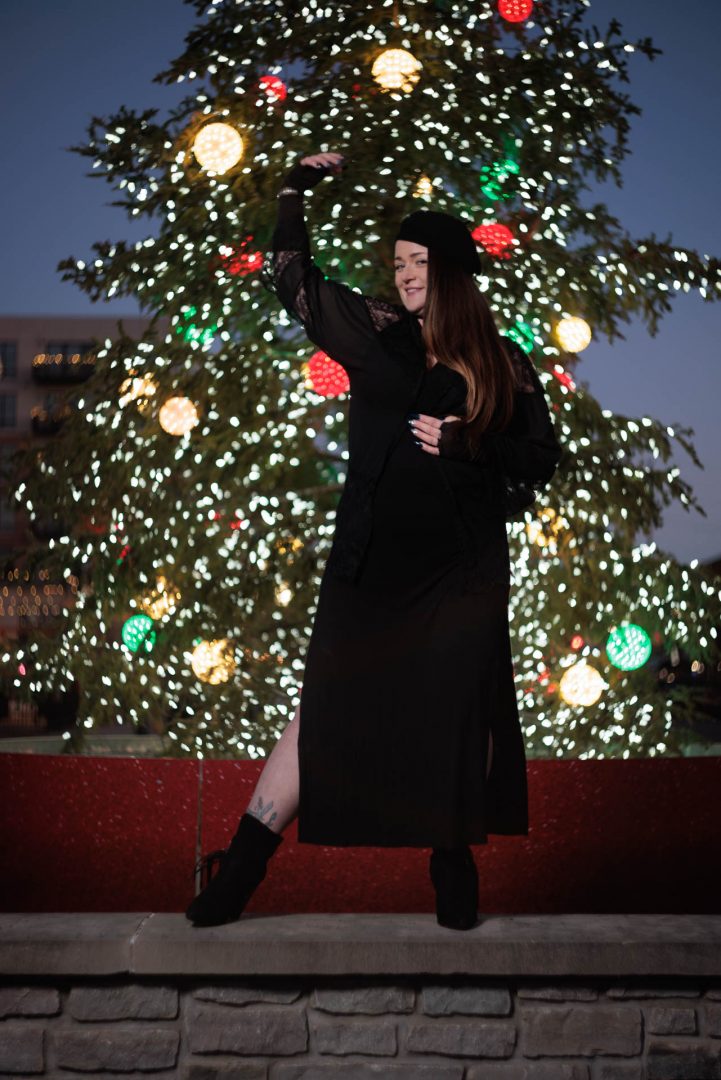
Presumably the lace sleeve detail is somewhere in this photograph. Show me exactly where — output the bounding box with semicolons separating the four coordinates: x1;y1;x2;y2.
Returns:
260;250;311;323
509;346;537;393
363;296;405;333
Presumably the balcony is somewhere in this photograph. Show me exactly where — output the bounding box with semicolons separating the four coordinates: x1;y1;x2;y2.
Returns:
31;351;95;385
30;402;72;436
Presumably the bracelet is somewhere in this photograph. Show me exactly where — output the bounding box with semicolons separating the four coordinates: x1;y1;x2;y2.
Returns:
277;186;301;198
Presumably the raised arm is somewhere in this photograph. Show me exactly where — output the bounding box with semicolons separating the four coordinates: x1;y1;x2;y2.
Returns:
439;345;563;489
263;155;380;373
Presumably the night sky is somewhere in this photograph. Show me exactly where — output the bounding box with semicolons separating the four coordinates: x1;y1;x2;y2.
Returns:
1;0;719;564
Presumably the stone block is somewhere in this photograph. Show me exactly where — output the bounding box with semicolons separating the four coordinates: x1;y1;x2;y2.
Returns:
311;985;414;1014
646;1037;721;1080
187;1002;307;1056
309;1014;396;1055
0;1025;44;1073
405;1018;516;1057
194;984;302;1006
0;912;147;975
607;984;701;998
0;986;60;1017
184;1066;269;1080
270;1066;463;1079
466;1064;590;1080
706;1003;721;1036
521;1005;641;1056
68;983;178;1020
517;985;598;1001
596;1065;645;1080
421;985;512;1015
54;1025;179;1071
644;1005;697;1035
708;989;721;1000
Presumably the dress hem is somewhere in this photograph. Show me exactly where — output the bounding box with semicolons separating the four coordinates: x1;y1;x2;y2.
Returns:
295;825;529;848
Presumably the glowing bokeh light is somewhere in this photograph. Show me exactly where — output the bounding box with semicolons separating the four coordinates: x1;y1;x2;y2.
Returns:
159;396;199;436
606;623;653;671
371;48;422;93
556;316;592;353
192;122;244;173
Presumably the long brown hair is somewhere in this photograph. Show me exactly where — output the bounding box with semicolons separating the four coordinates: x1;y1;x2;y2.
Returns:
421;248;516;456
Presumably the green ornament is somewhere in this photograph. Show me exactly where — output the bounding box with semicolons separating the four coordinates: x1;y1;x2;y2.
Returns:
606;623;652;671
480;157;519;202
176;305;217;346
504;319;536;354
122;614;157;654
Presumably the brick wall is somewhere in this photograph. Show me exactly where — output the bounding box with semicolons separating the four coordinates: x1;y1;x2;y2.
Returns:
2;975;721;1078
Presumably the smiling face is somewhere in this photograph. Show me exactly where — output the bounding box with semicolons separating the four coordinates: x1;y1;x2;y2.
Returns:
394;240;428;317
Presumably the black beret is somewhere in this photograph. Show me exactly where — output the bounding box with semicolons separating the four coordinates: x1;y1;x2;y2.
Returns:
394;209;482;275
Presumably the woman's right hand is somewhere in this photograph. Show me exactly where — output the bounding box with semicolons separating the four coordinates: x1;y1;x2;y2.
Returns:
299;151;345;174
281;152;346;193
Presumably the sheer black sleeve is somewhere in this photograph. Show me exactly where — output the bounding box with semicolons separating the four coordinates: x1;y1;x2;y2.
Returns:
262;192;404;371
439;345;562;489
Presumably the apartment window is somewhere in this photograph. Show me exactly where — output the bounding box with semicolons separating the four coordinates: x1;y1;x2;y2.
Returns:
0;446;16;529
0;394;17;428
0;342;17;379
45;340;94;359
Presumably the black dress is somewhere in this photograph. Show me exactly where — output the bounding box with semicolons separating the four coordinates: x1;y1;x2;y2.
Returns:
296;358;528;848
265;191;561;850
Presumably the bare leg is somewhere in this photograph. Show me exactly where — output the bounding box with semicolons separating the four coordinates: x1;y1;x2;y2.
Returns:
245;702;301;835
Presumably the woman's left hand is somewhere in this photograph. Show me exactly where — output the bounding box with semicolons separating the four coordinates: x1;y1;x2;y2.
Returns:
408;413;463;455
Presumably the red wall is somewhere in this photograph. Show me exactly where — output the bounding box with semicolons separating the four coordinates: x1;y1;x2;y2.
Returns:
1;754;719;914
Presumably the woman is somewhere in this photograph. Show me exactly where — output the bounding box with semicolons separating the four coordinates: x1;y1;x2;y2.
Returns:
186;151;563;931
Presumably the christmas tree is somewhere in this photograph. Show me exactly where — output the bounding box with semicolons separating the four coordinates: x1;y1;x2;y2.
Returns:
7;0;721;759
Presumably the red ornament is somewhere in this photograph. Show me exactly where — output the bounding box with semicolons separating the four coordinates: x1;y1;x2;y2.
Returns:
552;368;576;392
570;634;584;650
498;0;534;23
215;236;264;278
258;75;287;103
472;222;515;259
307;350;350;397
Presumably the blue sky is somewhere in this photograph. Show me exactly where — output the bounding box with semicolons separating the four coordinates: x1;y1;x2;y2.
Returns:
1;0;719;564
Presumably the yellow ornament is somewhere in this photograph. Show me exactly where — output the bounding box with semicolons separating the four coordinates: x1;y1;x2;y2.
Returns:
159;396;199;436
371;48;422;93
191;638;236;685
138;575;181;620
526;507;568;553
192;122;244;173
119;374;157;412
413;175;434;198
556;316;592;353
559;660;605;707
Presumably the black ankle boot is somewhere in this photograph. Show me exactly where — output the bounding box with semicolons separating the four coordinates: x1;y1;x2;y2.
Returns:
429;845;479;930
186;812;284;927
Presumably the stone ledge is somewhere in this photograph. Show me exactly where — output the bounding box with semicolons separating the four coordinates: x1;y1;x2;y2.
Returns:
2;913;721;978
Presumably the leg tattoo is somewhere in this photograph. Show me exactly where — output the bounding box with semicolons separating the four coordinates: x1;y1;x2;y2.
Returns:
248;797;279;828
